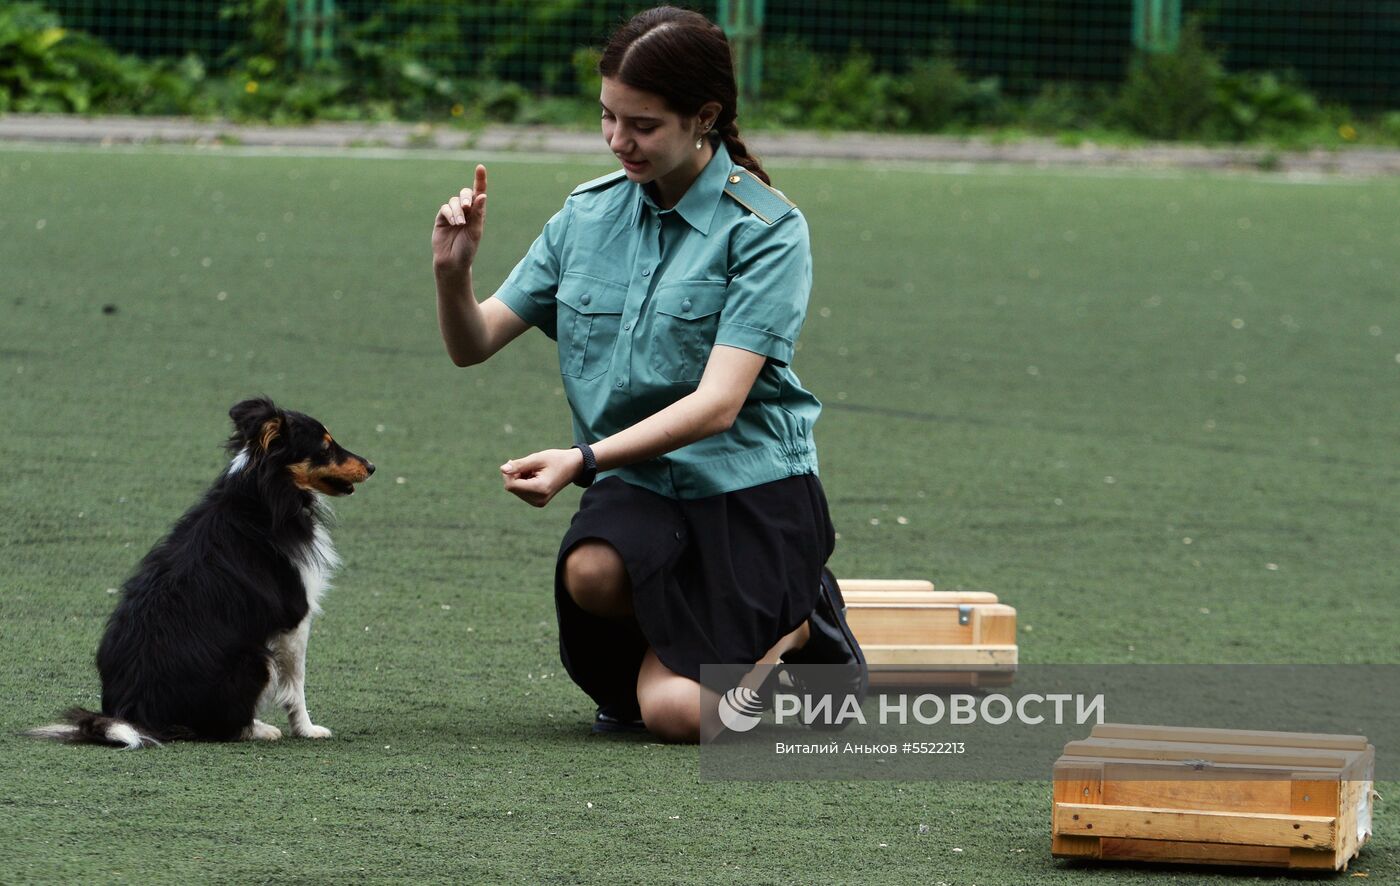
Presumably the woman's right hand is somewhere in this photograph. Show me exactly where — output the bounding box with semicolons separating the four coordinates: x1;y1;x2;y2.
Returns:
433;164;488;274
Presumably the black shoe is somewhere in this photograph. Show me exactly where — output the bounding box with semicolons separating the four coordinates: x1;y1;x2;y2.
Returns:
785;568;867;673
782;567;869;729
591;705;647;735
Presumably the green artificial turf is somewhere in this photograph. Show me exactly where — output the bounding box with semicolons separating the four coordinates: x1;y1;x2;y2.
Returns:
1;145;1396;883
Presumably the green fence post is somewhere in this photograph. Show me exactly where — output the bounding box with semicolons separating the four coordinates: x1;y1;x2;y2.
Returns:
285;0;332;69
718;0;765;107
319;0;335;64
286;0;300;67
300;0;315;68
1133;0;1181;53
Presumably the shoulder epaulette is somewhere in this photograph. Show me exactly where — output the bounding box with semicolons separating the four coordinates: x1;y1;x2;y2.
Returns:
571;169;629;196
722;168;797;225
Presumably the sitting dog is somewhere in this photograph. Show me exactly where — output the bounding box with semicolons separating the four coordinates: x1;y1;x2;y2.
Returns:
29;398;373;747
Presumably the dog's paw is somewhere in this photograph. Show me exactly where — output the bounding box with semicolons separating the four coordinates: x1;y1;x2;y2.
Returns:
295;724;333;739
245;720;283;741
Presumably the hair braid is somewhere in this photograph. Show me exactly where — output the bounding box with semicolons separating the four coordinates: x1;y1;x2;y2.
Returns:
718;120;770;185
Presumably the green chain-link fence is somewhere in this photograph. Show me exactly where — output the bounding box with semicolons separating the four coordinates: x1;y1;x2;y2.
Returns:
35;1;1400;111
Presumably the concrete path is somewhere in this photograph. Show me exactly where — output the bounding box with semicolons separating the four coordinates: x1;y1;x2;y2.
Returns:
2;113;1398;176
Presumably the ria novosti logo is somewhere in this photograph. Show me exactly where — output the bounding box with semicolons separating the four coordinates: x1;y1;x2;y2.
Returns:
716;686;766;733
716;684;1106;733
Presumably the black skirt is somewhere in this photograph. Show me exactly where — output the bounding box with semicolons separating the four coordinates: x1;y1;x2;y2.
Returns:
553;473;836;715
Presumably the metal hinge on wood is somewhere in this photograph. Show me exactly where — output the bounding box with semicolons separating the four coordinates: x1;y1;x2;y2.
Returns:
958;604;972;625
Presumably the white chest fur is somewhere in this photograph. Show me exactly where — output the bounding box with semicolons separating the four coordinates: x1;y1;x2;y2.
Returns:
293;520;340;615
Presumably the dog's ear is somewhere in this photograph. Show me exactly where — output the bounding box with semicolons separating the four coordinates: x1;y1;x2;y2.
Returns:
228;398;283;454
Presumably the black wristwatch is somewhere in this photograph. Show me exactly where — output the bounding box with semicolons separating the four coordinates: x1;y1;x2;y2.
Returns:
571;442;598;488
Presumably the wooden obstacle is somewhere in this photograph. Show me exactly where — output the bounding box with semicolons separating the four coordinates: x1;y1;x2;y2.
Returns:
1052;723;1375;871
837;579;1017;688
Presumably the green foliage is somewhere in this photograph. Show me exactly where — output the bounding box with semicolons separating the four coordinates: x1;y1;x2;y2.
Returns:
763;42;900;130
0;1;1385;144
896;54;1007;131
1381;112;1400;145
1114;19;1327;143
1113;19;1220;140
218;0;288;74
764;41;1010;133
0;2;209;114
1022;83;1110;134
571;46;601;101
1211;70;1322;141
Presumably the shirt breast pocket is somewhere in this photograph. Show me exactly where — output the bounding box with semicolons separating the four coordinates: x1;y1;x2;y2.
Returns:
556;273;626;380
650;281;727;384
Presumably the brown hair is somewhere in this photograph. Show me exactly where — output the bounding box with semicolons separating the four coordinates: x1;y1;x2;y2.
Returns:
598;6;770;185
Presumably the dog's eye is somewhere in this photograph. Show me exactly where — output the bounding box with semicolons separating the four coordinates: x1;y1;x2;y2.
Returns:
321;439;331;452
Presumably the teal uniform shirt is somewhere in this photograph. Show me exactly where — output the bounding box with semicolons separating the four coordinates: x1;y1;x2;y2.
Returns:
495;142;822;499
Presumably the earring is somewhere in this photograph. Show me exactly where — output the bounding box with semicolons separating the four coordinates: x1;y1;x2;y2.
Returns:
696;137;703;150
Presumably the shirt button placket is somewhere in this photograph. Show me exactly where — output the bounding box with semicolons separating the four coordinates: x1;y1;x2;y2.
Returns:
617;209;661;394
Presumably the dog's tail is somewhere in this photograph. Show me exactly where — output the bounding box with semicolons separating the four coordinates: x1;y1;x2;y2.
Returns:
26;707;162;749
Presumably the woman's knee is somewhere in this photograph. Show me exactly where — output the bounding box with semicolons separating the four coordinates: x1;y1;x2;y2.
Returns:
563;541;632;618
638;689;700;743
643;703;699;744
636;651;701;743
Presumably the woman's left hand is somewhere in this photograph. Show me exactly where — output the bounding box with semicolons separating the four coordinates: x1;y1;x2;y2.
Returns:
500;448;584;507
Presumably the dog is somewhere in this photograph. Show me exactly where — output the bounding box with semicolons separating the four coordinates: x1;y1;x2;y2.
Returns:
28;397;373;748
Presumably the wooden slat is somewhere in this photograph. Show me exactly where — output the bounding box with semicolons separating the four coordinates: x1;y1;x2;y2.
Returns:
1290;779;1343;869
1335;750;1375;868
1058;756;1351;779
843;590;998;604
866;670;1016;688
1052;762;1104;859
1090;723;1368;752
846;607;973;646
1103;776;1290;815
974;604;1017;645
1062;737;1355;771
837;579;937;594
1098;838;1289;867
845;598;1007;608
847;603;1015;646
862;644;1017;668
869;670;979;689
1054;803;1336;850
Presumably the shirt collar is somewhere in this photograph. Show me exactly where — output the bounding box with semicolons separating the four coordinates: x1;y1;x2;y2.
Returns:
634;139;732;236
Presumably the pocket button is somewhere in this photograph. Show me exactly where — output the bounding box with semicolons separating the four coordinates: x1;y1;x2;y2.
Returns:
580;293;591;306
681;299;692;313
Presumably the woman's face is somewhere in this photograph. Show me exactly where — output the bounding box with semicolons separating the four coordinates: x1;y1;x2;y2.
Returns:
600;77;713;191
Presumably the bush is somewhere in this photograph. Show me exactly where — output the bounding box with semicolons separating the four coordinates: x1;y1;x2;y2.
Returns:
763;42;904;131
1381;112;1400;145
894;54;1007;131
1210;71;1322;141
1022;82;1110;134
763;41;1013;133
0;1;1373;145
1112;18;1329;144
1113;20;1220;140
0;2;208;114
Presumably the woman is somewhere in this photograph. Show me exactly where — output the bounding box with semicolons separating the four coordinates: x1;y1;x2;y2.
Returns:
431;7;862;743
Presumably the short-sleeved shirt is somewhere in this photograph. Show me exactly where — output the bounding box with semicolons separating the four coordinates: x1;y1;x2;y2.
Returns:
495;141;821;499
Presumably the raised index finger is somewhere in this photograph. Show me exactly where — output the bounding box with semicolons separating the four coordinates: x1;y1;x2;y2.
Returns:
474;164;487;196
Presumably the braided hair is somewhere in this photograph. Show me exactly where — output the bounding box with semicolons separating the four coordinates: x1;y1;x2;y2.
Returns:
598;6;771;185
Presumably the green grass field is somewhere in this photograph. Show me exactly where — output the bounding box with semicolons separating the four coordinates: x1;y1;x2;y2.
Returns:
2;144;1397;883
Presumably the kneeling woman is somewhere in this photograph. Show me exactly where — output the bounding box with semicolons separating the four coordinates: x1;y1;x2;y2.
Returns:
431;6;861;742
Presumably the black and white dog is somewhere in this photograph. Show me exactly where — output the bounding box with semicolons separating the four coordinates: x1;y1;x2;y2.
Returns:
29;398;373;747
